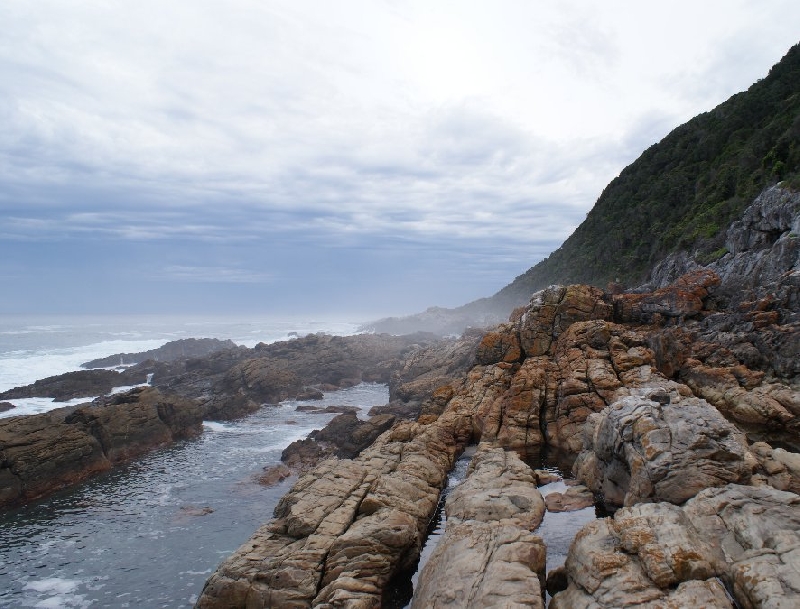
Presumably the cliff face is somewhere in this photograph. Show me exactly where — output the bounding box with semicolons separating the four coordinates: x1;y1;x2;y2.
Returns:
196;229;800;607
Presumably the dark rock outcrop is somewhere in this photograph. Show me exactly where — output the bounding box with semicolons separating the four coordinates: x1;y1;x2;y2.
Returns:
550;484;800;608
0;402;14;413
0;387;202;509
81;337;239;368
0;368;146;402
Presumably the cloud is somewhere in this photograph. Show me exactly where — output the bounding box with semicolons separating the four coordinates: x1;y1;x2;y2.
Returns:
1;1;799;315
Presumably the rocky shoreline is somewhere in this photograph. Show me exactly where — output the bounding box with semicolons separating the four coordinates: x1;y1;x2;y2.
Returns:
194;188;798;607
2;188;798;605
0;332;442;509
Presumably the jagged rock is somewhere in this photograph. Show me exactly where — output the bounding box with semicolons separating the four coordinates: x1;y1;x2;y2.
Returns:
518;284;612;357
474;324;522;365
574;389;753;508
552;484;800;609
613;269;721;324
681;359;797;428
0;387;202;508
411;446;546;608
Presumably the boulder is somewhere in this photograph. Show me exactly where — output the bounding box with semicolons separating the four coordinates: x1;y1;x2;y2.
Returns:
544;484;595;512
574;389;753;508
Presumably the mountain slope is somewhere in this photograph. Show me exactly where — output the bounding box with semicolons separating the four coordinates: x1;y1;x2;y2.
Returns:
497;41;800;303
366;42;800;335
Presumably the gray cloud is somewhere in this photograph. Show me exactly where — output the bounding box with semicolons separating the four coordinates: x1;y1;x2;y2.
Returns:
1;1;798;315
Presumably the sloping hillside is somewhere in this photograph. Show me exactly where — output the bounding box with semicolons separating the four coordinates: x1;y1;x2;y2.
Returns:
366;42;800;335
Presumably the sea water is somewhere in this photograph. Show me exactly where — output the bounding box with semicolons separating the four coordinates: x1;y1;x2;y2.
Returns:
0;316;385;608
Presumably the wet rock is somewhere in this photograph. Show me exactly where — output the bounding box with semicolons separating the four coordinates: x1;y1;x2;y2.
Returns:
0;368;146;402
574;389;753;508
257;463;293;486
0;402;14;413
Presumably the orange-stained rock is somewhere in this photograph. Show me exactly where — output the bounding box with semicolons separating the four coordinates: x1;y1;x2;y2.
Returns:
474;324;522;365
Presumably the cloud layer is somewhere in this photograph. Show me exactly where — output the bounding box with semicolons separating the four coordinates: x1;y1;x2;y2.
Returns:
2;1;799;317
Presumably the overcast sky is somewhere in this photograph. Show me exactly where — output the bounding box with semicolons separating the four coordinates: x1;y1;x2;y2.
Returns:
1;1;798;319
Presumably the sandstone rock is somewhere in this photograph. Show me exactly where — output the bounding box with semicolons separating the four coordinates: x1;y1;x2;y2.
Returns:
446;445;545;530
544;484;595;512
552;484;800;608
411;445;546;608
474;324;522;365
574;390;753;507
412;522;546;608
197;417;463;608
550;504;732;608
518;284;612;357
749;441;800;494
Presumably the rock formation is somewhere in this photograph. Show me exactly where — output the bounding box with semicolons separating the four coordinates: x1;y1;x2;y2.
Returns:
411;445;547;608
550;484;800;608
81;337;239;368
195;186;798;606
0;387;202;508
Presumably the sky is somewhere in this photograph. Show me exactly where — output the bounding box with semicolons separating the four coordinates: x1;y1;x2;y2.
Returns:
1;1;799;319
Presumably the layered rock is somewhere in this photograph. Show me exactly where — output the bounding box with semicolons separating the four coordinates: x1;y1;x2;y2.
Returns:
196;419;465;608
0;387;202;508
411;445;547;608
551;484;800;608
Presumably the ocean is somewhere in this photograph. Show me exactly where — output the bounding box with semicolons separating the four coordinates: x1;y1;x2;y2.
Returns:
0;315;387;607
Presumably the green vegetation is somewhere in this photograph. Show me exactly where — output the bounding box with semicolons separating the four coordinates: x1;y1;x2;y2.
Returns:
495;42;800;304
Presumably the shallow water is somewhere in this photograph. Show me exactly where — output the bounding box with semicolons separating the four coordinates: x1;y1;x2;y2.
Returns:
0;383;388;608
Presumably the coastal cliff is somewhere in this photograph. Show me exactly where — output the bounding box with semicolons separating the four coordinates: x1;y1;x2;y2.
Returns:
195;182;800;607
